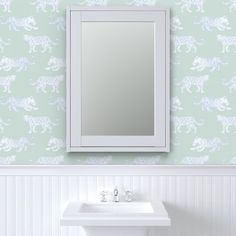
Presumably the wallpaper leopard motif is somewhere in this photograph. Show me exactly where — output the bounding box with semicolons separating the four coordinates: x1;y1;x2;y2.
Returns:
0;0;236;165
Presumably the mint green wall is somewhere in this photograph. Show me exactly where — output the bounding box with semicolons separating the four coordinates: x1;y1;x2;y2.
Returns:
0;0;236;165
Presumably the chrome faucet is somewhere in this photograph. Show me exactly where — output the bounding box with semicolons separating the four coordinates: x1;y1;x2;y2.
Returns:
113;188;119;202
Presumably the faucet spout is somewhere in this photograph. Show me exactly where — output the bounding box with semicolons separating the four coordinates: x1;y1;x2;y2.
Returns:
113;188;119;202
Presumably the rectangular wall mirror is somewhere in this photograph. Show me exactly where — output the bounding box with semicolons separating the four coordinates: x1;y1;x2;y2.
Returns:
67;6;170;152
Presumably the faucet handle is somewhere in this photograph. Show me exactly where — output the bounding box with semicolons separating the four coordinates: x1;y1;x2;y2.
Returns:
100;191;108;202
125;190;133;202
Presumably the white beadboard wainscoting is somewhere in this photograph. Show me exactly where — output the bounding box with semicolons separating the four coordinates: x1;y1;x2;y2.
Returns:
0;165;236;236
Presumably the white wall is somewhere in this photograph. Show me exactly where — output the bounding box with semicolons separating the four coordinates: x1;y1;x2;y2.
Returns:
0;166;235;236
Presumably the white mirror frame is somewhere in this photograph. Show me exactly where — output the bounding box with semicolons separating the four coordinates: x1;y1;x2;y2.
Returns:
67;6;170;152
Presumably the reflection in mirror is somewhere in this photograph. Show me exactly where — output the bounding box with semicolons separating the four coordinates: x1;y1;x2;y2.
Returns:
81;22;155;136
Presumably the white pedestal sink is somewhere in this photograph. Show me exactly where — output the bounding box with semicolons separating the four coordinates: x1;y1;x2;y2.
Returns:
61;201;170;236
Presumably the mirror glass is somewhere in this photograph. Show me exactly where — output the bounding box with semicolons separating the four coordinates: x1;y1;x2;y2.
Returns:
81;22;155;136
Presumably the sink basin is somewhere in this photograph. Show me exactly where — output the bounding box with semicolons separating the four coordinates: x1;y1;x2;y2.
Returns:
79;202;154;214
61;201;170;229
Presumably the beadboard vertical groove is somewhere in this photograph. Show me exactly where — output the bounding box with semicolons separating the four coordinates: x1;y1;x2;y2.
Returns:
0;166;236;236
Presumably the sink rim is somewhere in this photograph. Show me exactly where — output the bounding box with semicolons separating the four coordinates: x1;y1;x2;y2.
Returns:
61;201;171;227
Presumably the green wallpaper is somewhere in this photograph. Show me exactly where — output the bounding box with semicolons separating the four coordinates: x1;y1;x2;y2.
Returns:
0;0;236;165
